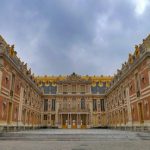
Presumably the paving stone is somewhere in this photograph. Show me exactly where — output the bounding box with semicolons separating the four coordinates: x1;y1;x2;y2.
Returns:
0;129;150;150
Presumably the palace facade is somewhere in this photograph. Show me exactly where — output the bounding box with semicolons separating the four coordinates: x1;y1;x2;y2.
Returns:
36;74;111;128
106;35;150;130
0;36;42;131
0;34;150;131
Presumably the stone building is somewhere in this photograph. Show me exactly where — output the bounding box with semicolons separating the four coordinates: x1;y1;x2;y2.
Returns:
0;35;42;131
36;73;111;128
106;35;150;130
0;34;150;131
0;35;112;130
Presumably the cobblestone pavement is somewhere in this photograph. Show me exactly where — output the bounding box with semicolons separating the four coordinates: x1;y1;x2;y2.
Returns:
0;129;150;150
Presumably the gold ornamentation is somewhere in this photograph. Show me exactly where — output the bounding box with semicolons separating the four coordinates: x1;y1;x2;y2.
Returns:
98;82;103;87
128;53;133;64
9;45;15;56
35;73;113;86
92;82;96;87
134;45;140;57
106;82;110;87
45;81;49;86
52;82;56;86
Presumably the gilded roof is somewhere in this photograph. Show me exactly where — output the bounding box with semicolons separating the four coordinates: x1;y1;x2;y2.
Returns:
35;72;113;87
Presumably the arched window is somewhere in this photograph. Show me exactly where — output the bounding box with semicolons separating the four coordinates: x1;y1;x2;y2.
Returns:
81;98;85;110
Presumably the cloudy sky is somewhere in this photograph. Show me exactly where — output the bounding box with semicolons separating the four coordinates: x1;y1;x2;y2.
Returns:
0;0;150;76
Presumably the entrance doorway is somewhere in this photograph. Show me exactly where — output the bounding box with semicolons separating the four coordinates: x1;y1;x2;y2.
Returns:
138;102;144;124
81;114;86;128
62;114;68;128
71;114;77;128
7;102;13;124
51;115;55;126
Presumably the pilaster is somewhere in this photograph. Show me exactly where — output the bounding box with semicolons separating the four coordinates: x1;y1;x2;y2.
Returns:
18;87;24;126
126;87;133;126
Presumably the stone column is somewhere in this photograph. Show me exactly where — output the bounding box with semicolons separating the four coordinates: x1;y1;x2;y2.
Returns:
55;99;59;127
77;114;81;128
49;114;51;127
89;114;91;125
86;114;88;128
24;109;27;126
61;114;62;128
70;114;72;128
77;114;79;126
68;113;69;124
57;113;60;128
58;114;60;127
88;98;93;127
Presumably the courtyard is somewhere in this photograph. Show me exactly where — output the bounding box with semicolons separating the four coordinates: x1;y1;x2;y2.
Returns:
0;129;150;150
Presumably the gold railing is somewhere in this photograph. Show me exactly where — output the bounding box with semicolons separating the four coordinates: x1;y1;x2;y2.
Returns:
58;108;90;112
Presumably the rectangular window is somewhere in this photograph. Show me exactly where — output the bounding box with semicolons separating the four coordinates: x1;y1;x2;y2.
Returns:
10;74;15;98
51;99;56;111
135;73;140;97
63;99;67;109
72;85;76;93
44;87;50;94
80;85;85;93
124;90;126;98
93;99;97;111
81;99;85;110
44;99;48;112
63;85;68;93
11;74;15;90
58;85;63;93
100;99;105;111
43;114;47;120
135;73;140;91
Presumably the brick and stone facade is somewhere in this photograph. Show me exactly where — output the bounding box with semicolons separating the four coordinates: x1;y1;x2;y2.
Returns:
106;35;150;131
0;34;150;131
36;73;111;128
0;36;42;131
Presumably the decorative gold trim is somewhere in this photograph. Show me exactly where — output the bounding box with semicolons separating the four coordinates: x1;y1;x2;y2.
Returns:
36;73;113;86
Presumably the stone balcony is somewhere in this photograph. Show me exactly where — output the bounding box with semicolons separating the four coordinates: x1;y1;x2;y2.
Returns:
58;108;90;113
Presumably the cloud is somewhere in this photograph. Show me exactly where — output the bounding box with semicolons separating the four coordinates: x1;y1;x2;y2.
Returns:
0;0;150;76
132;0;150;15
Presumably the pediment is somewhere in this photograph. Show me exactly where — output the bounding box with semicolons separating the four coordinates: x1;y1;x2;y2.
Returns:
57;72;91;84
